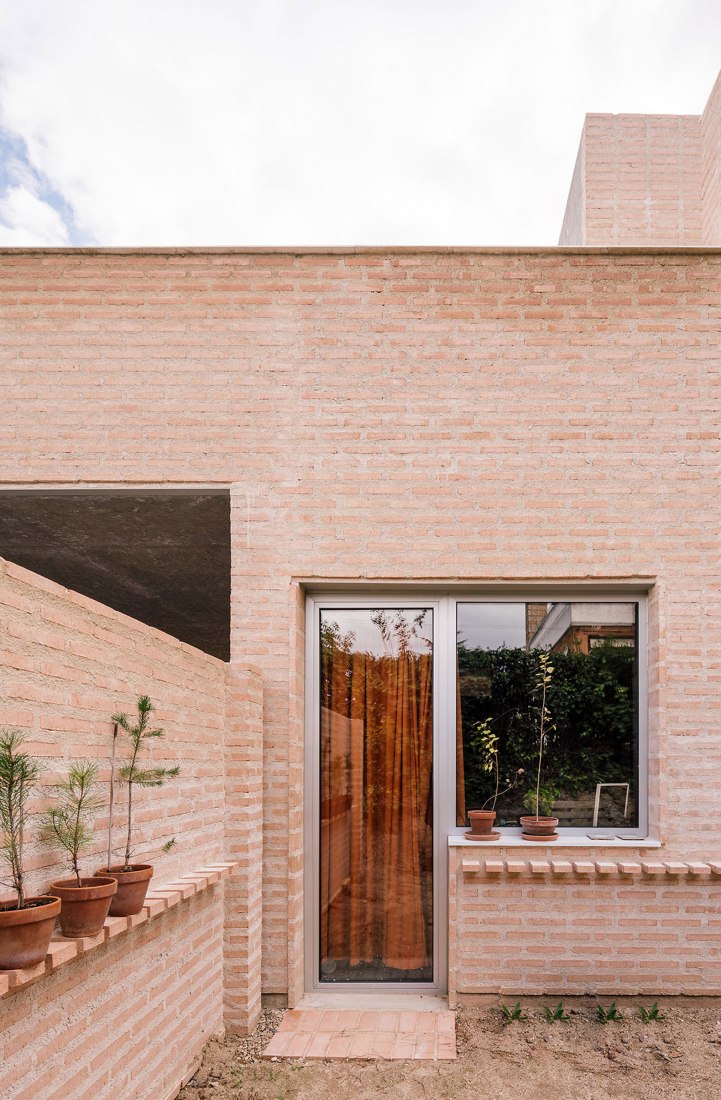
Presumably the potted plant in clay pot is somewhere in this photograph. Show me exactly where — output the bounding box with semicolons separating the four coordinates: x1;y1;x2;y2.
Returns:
44;760;117;937
96;696;179;916
519;652;560;841
466;719;523;841
0;730;61;969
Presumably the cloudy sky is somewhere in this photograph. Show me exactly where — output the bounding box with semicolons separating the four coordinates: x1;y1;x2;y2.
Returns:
0;0;719;247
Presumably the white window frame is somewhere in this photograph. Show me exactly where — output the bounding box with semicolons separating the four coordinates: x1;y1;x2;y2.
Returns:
450;592;648;840
304;585;649;996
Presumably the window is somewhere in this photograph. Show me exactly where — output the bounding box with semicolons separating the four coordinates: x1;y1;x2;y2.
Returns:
456;600;642;833
306;591;647;992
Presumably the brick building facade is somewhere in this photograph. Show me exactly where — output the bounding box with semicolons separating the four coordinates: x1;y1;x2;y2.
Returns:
1;68;721;1096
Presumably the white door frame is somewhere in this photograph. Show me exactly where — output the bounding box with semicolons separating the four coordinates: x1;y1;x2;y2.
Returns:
304;593;452;995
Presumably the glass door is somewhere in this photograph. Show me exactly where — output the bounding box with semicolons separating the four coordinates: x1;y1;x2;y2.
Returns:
317;606;434;984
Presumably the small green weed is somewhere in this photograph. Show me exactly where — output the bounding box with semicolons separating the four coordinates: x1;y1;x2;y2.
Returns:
596;1001;623;1023
543;1001;570;1022
639;1002;666;1022
500;1001;527;1022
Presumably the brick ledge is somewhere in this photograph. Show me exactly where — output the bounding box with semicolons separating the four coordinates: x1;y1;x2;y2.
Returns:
449;835;662;848
459;857;721;877
0;861;236;999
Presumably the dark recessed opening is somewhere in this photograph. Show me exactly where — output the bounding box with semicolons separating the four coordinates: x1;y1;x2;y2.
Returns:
0;491;231;661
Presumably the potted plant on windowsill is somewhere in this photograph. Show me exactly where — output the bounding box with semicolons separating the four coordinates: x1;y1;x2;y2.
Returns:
44;760;117;937
466;719;523;841
96;696;179;916
519;652;559;841
522;785;559;830
0;730;61;969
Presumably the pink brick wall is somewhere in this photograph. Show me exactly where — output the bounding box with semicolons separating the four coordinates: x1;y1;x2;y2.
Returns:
0;887;224;1100
0;556;226;894
1;247;721;998
701;71;721;244
560;114;703;244
450;853;721;999
559;68;721;245
557;136;585;245
224;663;263;1033
0;556;263;1094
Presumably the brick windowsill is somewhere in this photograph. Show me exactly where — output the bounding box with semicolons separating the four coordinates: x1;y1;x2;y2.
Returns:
0;861;236;1000
457;856;721;877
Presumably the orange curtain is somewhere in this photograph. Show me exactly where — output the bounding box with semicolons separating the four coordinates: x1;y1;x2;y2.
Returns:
320;636;433;973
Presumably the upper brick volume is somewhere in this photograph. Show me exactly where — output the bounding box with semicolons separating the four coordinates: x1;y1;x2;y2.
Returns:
559;70;721;245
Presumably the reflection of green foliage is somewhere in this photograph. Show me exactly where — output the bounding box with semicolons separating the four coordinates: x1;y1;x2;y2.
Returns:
473;719;497;774
371;609;431;655
523;785;559;818
530;651;555;819
459;642;635;820
469;718;523;811
321;619;357;657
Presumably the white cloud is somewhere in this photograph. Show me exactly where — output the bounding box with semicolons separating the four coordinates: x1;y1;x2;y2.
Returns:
0;183;69;245
0;0;719;246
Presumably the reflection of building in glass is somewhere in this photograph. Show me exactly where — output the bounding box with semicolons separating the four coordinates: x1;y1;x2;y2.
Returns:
528;602;635;655
525;603;548;648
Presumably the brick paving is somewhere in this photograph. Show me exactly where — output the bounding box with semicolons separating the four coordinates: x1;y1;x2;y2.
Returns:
262;1008;457;1060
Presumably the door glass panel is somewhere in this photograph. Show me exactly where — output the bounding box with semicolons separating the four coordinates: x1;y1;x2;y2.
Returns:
319;608;433;983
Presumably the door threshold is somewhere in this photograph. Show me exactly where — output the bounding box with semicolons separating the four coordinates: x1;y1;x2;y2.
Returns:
298;992;448;1011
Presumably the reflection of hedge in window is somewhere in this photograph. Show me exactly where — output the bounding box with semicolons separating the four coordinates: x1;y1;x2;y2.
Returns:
457;618;638;829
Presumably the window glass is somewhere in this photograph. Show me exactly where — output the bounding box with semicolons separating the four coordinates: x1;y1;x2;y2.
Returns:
456;602;638;829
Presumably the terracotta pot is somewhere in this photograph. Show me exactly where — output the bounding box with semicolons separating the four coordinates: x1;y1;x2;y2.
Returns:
467;810;497;836
520;815;559;841
50;877;117;937
0;895;61;969
95;864;153;917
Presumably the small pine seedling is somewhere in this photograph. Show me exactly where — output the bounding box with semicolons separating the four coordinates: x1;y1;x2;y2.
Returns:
112;696;180;871
639;1002;665;1023
543;1001;570;1022
42;760;103;886
596;1001;623;1024
500;1001;527;1022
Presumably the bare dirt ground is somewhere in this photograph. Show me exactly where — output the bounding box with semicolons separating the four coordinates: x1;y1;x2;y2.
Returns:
179;1000;721;1100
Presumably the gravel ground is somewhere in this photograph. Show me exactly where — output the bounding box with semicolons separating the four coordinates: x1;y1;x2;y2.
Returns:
179;1000;721;1100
